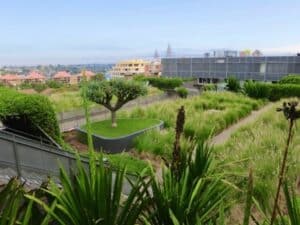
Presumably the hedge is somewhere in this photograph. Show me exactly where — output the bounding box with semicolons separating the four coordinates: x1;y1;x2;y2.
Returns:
0;88;61;143
243;81;300;101
279;74;300;85
145;77;183;90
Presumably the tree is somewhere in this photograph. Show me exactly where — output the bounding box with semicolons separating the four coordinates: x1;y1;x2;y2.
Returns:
91;73;105;81
85;79;147;127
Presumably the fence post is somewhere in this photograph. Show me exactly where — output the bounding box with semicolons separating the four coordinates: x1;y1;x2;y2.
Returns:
12;134;22;177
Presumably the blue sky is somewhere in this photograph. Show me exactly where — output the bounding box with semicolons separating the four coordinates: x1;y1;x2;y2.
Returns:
1;0;300;65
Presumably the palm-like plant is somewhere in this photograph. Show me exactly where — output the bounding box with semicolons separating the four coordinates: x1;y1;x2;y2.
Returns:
28;154;151;225
0;178;49;225
144;141;231;225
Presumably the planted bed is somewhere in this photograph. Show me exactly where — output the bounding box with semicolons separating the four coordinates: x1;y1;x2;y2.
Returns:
77;118;163;153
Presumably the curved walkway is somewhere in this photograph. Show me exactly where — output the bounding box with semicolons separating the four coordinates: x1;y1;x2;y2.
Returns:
210;103;274;146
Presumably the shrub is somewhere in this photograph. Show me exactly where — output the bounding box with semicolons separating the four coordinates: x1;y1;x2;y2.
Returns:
146;77;183;90
243;81;300;101
268;84;300;101
46;80;63;89
226;76;240;92
176;87;188;98
243;81;270;99
203;83;217;91
0;88;61;143
279;74;300;85
32;83;47;93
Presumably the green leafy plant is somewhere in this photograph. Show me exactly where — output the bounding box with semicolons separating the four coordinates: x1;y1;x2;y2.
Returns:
85;79;147;127
0;178;50;225
0;87;61;143
226;76;241;92
176;87;188;98
146;77;183;91
143;107;231;225
28;154;151;225
279;74;300;85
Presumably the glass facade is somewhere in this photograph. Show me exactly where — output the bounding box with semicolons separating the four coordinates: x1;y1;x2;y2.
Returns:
162;56;300;81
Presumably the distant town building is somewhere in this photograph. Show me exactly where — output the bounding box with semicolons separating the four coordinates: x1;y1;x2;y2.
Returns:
0;74;23;86
162;56;300;82
25;71;46;83
109;59;162;78
145;60;161;76
53;71;71;84
74;70;95;84
213;50;238;57
252;50;263;57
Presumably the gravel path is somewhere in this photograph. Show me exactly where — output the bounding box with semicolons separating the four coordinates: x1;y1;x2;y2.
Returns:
210;103;274;146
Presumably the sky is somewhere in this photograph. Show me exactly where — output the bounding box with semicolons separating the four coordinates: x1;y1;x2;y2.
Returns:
1;0;300;65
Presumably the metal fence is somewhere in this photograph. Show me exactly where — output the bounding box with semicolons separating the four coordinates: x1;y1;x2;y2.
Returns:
0;129;133;193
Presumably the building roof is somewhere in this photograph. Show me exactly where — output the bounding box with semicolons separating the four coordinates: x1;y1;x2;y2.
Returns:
26;71;46;80
0;74;22;81
53;71;71;78
116;59;150;65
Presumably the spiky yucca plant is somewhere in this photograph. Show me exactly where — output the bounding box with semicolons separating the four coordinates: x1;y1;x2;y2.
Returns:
28;154;151;225
144;140;230;225
0;178;50;225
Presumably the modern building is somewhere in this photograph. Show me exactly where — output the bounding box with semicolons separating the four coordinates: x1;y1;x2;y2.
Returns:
162;56;300;82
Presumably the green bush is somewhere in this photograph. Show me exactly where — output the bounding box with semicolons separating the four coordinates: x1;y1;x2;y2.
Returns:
203;83;217;91
269;84;300;101
226;76;240;92
0;88;61;143
243;81;300;101
279;74;300;85
146;77;183;90
176;87;188;98
243;81;270;99
46;80;63;89
32;83;47;93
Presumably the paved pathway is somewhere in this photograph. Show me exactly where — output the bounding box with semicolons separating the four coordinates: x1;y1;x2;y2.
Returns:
210;103;274;146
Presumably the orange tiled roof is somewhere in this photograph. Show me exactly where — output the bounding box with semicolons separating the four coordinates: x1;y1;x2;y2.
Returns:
53;71;71;78
26;71;46;80
0;74;22;81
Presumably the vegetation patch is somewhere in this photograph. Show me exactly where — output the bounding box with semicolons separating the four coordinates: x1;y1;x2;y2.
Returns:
104;152;151;175
215;101;300;209
120;91;264;158
0;87;61;143
82;118;161;138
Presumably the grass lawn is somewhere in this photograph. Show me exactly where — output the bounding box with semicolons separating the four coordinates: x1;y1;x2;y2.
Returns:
82;118;161;138
104;153;151;175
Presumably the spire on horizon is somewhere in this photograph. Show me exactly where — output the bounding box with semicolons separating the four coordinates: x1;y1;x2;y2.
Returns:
166;43;172;58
